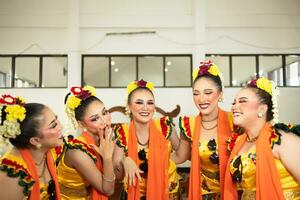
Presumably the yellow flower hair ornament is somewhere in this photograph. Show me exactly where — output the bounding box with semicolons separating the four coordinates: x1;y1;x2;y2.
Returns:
247;77;280;124
192;60;223;81
65;85;97;130
65;85;96;110
0;94;26;147
127;79;154;95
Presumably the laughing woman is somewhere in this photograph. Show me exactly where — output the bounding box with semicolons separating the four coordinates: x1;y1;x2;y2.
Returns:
0;95;63;200
172;60;235;200
224;77;300;200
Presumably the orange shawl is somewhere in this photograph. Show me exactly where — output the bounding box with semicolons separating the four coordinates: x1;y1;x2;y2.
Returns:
188;109;232;200
19;149;61;200
127;120;169;200
82;131;108;200
224;123;284;200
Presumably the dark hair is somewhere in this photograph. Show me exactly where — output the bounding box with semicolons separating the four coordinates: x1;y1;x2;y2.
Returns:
247;86;274;122
9;103;46;148
127;87;154;105
193;74;223;92
73;96;102;121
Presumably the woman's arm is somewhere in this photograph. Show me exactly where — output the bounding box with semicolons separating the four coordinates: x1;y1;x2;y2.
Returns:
112;145;141;186
0;171;24;199
169;130;191;164
276;131;300;183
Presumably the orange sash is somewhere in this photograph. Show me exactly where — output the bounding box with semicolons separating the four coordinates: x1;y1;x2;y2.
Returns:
127;120;169;200
188;109;232;200
82;131;108;200
19;149;61;200
224;123;285;200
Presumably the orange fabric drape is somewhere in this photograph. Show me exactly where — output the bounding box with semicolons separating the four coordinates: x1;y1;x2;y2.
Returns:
188;108;232;200
127;120;169;200
224;123;285;200
82;131;108;200
19;149;61;200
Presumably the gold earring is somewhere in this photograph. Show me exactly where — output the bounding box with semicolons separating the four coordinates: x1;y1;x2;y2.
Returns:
36;144;42;149
83;127;87;132
258;112;263;118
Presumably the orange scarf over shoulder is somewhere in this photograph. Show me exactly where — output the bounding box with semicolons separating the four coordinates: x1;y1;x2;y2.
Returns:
224;123;285;200
127;120;169;200
19;149;61;200
82;131;108;200
188;109;232;200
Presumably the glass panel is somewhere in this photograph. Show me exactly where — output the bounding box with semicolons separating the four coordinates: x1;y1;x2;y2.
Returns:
205;55;230;86
15;57;39;88
259;55;283;86
83;57;109;87
286;55;300;86
232;56;256;86
0;57;12;87
111;57;136;87
165;56;191;86
42;57;67;87
138;56;163;86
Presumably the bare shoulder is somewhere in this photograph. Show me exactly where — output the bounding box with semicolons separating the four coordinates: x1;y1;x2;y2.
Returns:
0;171;23;199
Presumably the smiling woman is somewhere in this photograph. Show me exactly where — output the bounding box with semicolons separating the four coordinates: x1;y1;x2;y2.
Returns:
112;79;181;200
0;95;63;200
57;85;115;200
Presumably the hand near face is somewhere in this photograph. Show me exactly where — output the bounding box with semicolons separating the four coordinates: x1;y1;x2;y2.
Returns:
91;125;115;159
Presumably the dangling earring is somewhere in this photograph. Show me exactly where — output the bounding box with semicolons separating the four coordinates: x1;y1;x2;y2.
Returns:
36;144;42;149
258;112;263;118
125;107;131;117
83;127;87;132
218;97;223;102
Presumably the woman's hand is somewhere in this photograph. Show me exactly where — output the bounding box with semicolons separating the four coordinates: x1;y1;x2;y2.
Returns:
91;126;115;159
123;156;142;186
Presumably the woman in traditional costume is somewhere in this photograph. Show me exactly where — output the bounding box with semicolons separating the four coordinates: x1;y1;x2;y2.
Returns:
113;79;180;200
224;77;300;200
57;85;115;200
0;95;63;200
174;60;235;200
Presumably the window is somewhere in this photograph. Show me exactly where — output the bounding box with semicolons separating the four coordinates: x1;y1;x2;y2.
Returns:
232;56;256;86
0;57;12;87
286;55;300;86
0;55;67;88
82;55;192;87
259;55;283;86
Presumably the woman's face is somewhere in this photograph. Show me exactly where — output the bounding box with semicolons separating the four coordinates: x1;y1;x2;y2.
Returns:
128;89;155;124
79;100;111;135
231;88;266;128
193;77;222;117
37;107;63;148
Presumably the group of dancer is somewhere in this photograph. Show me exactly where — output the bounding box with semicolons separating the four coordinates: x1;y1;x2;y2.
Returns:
0;60;299;200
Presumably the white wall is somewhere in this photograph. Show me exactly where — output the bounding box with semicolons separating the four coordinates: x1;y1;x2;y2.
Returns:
0;0;300;127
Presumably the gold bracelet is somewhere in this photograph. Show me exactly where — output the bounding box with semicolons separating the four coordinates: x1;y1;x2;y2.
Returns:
102;173;116;183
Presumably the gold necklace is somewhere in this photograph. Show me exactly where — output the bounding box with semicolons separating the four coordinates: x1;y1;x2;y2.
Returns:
246;135;259;143
38;160;47;178
201;121;218;130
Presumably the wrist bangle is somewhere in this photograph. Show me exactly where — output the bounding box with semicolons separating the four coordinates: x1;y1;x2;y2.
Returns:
102;173;116;183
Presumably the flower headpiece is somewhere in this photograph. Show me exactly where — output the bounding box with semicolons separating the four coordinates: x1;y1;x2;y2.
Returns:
192;60;223;81
0;94;26;147
127;79;154;95
65;85;96;129
247;77;280;124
